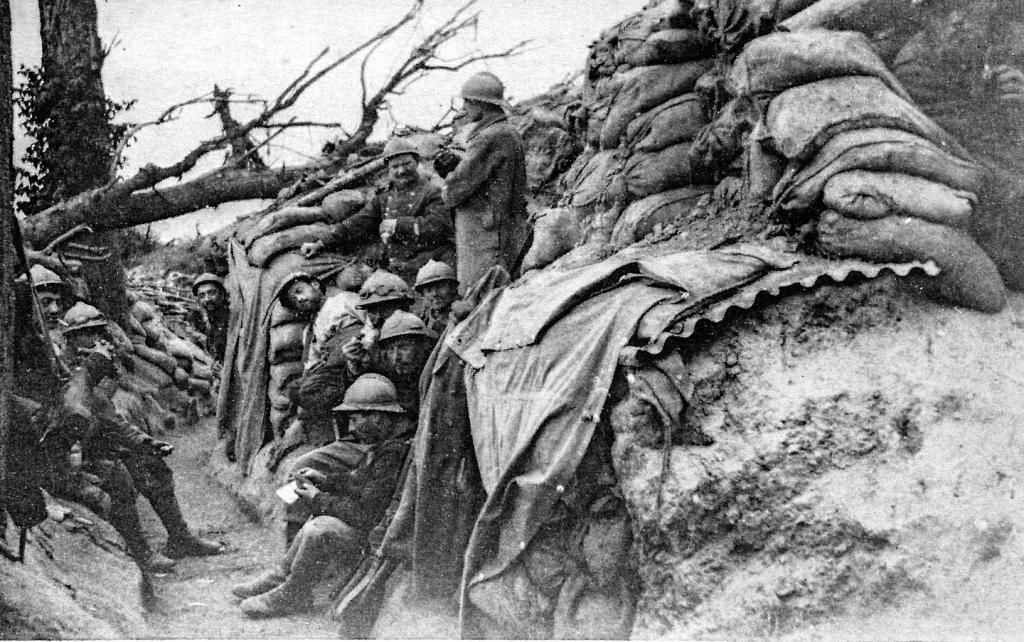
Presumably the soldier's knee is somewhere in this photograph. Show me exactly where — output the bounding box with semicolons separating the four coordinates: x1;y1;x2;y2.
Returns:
303;515;360;546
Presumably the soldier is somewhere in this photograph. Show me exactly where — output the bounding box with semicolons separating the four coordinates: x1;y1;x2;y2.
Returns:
375;310;438;418
232;374;410;618
191;272;230;362
300;137;455;284
277;271;326;318
434;72;529;292
413;259;460;335
58;303;224;568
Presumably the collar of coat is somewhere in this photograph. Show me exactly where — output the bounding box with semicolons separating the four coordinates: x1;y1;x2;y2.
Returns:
467;112;508;142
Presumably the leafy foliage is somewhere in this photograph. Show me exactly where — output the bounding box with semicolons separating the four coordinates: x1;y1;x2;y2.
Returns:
13;64;135;215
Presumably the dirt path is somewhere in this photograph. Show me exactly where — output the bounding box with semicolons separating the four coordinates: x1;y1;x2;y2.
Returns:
136;419;335;639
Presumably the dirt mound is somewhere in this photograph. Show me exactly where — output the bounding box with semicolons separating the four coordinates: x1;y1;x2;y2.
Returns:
615;279;1024;638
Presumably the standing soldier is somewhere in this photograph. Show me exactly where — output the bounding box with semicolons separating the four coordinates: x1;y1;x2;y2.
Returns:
191;273;230;363
435;71;529;293
300;137;455;284
413;259;460;335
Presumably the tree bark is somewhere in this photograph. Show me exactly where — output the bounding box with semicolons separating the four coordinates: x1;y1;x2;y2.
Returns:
21;161;331;245
37;0;129;323
0;0;14;495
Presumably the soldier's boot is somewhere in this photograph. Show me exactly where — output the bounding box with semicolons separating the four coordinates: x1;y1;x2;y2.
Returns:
240;516;354;618
147;488;224;559
231;567;287;598
111;505;176;573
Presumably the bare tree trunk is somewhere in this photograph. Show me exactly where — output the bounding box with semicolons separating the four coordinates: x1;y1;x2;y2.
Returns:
38;0;129;323
0;0;15;497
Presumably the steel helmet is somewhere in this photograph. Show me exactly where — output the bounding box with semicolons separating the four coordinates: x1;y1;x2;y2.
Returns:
332;373;404;413
29;264;65;290
381;137;421;163
460;71;507;106
356;270;413;309
379;310;437;344
191;272;225;296
279;271;320;296
414;260;458;291
63;302;109;334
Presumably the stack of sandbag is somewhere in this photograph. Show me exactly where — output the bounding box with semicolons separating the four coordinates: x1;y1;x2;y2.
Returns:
512;82;585;209
532;0;792;270
723;29;1005;311
267;301;307;438
239;189;367;267
127;299;218;395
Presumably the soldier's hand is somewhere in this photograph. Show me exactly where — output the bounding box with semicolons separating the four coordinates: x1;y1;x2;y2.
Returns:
152;440;174;457
378;219;397;244
299;240;324;259
294;482;321;503
433;149;462;178
341;337;370;375
292;467;327;487
985;64;1024;103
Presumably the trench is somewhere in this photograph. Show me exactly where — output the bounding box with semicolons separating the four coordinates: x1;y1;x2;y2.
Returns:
134;419;334;639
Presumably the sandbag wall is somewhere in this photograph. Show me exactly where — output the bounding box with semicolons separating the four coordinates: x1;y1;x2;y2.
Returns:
267;301;307;438
115;278;218;435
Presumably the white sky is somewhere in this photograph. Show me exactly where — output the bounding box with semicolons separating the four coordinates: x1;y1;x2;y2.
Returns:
11;1;646;240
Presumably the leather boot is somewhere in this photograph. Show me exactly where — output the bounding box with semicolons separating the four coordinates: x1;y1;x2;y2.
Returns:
147;486;224;558
231;568;287;598
239;582;308;618
114;509;176;573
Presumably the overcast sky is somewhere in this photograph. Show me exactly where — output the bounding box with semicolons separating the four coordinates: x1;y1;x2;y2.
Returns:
11;1;646;239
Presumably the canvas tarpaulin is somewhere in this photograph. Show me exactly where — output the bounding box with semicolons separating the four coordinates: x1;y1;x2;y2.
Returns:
215;239;345;472
446;245;817;633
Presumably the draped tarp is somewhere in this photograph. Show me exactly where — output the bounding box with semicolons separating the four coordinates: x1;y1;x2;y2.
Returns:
444;246;935;634
216;239;345;473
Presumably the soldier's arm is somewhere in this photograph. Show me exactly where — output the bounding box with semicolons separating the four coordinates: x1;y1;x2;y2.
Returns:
321;194;383;251
312;442;407;530
393;187;454;246
442;133;504;207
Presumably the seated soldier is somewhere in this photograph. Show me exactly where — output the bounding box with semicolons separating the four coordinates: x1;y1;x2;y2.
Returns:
413;259;460;336
340;270;417;379
57;303;223;567
300;137;455;283
375;310;438;419
231;374;410;618
190;273;230;363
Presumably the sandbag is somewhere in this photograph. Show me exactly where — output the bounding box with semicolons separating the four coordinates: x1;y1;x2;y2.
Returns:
823;171;976;227
623;93;707;153
566;150;620;214
765;76;965;162
692;0;779;55
780;0;927;38
268;361;304;409
270;300;306;328
521;208;583;273
815;210;1006;312
774;128;987;212
742;123;787;203
172;367;189;388
622;29;708;67
729;30;911;100
612;185;711;247
164;335;196;362
128;354;173;388
127;314;147;339
118;371;159;397
241;207;326;246
191;362;214;381
130;300;158;323
623;140;697;199
600;60;713;149
106;321;135;356
269;322;306;366
321;190;366;222
248;223;334;268
188;378;211;394
689;96;758;174
141;318;167;350
133;343;178;376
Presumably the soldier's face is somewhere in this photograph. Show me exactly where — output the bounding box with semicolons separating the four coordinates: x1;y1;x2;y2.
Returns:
420;281;458;310
381;336;428;378
364;301;405;329
387;154;419;187
195;283;225;312
285;280;324;314
37;290;64;329
347;411;394;442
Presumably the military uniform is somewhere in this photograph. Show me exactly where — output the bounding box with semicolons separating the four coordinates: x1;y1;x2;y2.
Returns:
321;177;455;284
442;113;529;293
